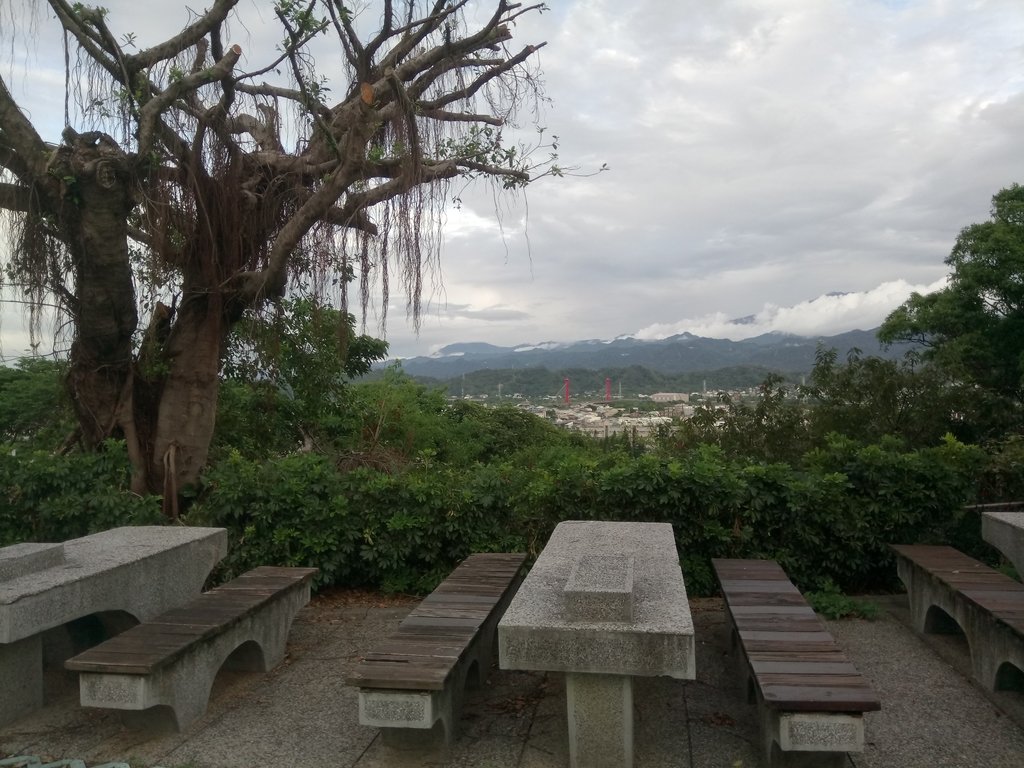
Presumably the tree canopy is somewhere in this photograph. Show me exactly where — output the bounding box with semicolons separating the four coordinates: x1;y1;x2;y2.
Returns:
0;1;564;513
879;184;1024;407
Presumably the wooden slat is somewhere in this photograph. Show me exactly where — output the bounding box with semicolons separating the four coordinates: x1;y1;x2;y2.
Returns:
712;557;881;714
347;552;526;691
891;545;1024;635
761;684;882;711
65;566;317;674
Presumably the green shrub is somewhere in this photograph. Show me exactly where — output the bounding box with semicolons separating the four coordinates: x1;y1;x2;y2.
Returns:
806;580;880;620
0;441;161;545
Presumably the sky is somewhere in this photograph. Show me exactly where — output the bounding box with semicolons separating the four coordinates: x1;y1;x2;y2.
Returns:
2;0;1023;362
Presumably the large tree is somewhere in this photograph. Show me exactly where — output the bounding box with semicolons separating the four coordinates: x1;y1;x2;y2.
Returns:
879;184;1024;407
0;1;560;513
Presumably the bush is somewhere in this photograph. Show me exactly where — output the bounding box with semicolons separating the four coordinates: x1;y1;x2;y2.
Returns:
0;440;161;545
183;432;988;597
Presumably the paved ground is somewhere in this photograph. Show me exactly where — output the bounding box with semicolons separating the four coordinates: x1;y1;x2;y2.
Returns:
2;592;1023;768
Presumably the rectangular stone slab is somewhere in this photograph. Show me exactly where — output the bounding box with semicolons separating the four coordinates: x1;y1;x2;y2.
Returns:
499;520;694;678
0;543;64;582
982;511;1024;580
564;554;634;622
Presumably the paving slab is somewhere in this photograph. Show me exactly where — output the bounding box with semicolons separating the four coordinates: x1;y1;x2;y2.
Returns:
1;592;1023;768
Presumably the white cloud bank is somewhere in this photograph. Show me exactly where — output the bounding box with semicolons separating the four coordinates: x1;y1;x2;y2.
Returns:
632;277;948;342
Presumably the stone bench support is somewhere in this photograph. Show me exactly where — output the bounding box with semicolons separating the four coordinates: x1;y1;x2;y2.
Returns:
0;526;227;727
348;553;527;748
892;544;1024;692
73;572;311;730
500;521;694;768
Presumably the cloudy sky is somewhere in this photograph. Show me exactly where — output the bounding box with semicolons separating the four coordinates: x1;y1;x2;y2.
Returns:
2;0;1023;361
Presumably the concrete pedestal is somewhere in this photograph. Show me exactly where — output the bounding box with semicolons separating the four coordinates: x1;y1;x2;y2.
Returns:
982;511;1024;577
0;634;42;726
566;672;633;768
499;521;694;768
0;526;227;727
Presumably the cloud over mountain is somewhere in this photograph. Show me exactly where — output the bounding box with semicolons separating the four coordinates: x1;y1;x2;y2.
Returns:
633;277;948;342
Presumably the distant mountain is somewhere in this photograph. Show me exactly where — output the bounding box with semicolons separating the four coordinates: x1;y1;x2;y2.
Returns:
388;328;917;379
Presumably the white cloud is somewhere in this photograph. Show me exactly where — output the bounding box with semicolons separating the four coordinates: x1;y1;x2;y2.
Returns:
3;1;1024;363
633;278;949;341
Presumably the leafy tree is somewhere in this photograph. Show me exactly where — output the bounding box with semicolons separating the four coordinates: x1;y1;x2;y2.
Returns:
804;347;974;447
0;357;73;446
0;1;571;514
879;184;1024;409
666;374;812;464
218;296;387;456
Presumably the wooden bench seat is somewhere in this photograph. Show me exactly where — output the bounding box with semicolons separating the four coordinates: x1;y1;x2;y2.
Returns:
65;565;316;730
712;558;881;768
347;552;526;747
891;544;1024;692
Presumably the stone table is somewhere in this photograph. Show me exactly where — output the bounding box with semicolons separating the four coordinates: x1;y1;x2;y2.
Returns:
982;510;1024;578
498;520;694;768
0;525;227;727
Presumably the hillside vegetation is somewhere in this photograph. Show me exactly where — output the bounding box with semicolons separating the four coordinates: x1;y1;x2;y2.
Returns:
2;185;1023;597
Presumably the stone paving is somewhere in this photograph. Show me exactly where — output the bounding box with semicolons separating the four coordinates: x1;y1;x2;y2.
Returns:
1;592;1023;767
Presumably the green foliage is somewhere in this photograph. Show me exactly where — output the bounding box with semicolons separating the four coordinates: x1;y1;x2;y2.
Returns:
0;440;161;545
879;184;1024;414
188;453;529;593
806;579;880;620
216;297;388;459
406;364;787;399
188;451;357;587
669;374;811;464
180;422;988;597
0;358;74;446
805;347;973;446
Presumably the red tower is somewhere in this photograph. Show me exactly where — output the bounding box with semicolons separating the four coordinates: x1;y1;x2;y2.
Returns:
563;378;570;404
605;377;611;402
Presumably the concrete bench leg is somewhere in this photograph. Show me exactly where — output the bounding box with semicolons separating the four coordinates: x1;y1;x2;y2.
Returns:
566;672;634;768
77;581;309;731
762;709;864;768
0;635;43;726
358;688;455;748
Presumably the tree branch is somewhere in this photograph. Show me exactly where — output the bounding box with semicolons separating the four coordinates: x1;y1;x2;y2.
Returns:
418;108;504;126
417;42;542;110
125;0;240;73
0;76;57;209
137;44;243;158
0;181;34;213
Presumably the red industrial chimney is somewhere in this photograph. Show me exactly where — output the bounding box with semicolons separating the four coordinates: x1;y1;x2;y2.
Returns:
563;378;570;404
605;377;611;402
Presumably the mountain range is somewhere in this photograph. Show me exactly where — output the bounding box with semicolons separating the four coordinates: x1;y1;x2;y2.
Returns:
389;328;918;379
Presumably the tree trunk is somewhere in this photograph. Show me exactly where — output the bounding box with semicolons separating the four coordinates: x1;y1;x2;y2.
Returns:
146;292;226;517
61;134;139;463
55;132;231;516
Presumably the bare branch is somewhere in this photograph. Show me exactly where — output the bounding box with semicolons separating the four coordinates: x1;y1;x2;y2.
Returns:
419;108;503;126
235;82;311;105
137;44;243;158
230;113;284;153
47;0;124;84
0;181;33;212
125;0;240;72
417;43;543;110
0;75;54;186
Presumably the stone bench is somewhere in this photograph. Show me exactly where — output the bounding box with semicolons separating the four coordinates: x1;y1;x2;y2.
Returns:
1;526;227;727
65;565;316;731
891;544;1024;692
712;558;881;768
347;552;526;747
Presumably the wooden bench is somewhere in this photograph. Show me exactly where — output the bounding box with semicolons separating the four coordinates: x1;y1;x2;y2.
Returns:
712;558;881;768
347;552;526;747
65;565;317;731
891;544;1024;692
